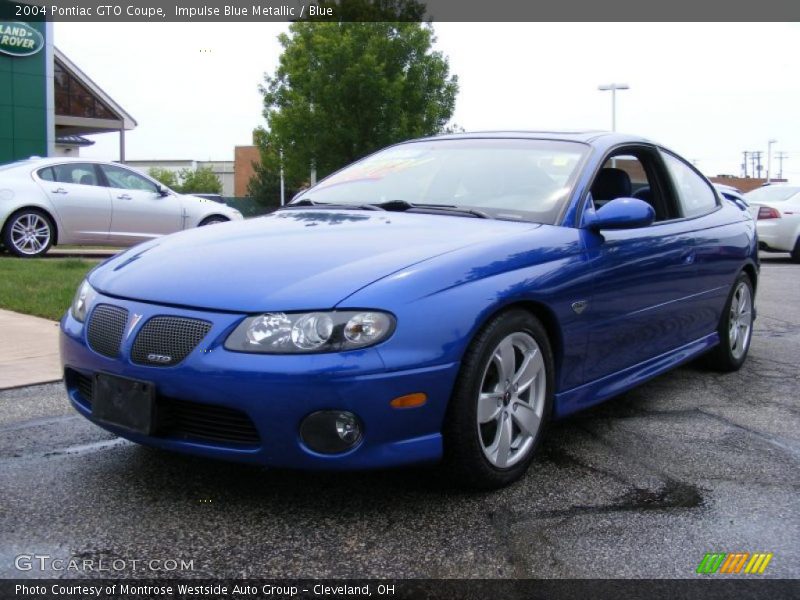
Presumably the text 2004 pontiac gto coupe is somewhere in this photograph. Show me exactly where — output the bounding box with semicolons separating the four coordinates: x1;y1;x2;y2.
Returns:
60;132;758;488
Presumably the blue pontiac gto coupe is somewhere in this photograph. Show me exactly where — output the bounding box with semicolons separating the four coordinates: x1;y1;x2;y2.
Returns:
60;132;758;488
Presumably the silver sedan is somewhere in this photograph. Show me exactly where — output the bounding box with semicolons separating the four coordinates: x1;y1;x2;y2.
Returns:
0;157;243;257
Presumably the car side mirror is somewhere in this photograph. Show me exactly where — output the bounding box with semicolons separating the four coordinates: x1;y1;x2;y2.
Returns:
157;185;170;197
583;197;655;230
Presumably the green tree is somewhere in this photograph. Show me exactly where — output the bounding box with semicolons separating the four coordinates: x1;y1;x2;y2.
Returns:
178;166;223;194
148;167;179;190
253;1;458;200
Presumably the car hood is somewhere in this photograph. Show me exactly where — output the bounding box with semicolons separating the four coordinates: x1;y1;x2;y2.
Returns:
90;209;539;312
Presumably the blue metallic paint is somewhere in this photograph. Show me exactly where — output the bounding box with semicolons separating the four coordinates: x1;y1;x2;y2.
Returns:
60;132;759;470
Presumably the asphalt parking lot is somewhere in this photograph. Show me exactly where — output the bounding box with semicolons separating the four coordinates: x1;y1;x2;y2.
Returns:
1;255;798;580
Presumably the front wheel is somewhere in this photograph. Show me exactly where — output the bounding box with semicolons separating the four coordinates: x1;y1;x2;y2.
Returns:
2;209;55;258
443;309;554;489
703;272;754;371
198;216;229;226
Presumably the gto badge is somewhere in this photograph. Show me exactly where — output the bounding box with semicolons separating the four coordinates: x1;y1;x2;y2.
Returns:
147;353;172;364
126;313;143;338
571;300;588;315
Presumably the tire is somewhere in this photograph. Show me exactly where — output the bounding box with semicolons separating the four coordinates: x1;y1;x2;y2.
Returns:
2;209;55;258
198;216;229;226
442;309;554;489
703;272;754;372
791;237;800;263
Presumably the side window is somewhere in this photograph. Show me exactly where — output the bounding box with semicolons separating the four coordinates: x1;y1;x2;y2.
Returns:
100;164;158;193
37;167;54;181
661;152;718;218
590;150;677;221
51;163;101;186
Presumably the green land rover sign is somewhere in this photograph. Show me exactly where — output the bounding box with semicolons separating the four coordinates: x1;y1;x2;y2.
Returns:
0;21;44;57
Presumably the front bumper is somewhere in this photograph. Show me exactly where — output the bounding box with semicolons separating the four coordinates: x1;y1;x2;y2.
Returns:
60;295;459;470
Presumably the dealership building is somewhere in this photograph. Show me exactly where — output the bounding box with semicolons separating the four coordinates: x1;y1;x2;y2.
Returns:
1;19;136;164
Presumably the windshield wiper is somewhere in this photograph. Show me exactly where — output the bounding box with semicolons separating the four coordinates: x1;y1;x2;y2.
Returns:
374;200;490;219
279;199;385;211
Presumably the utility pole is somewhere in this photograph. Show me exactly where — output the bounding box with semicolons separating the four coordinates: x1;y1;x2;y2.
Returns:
742;151;749;178
279;148;285;206
775;152;788;180
754;151;763;179
767;139;777;183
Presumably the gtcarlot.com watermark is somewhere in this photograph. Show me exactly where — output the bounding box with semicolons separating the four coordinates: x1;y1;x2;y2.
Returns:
14;553;194;573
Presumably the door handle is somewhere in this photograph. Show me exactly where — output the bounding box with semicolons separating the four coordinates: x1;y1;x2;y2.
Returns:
116;194;133;200
680;250;696;265
51;187;68;194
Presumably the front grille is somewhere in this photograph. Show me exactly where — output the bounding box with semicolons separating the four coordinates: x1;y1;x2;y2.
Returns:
131;316;211;367
86;304;129;358
159;398;261;445
67;369;259;447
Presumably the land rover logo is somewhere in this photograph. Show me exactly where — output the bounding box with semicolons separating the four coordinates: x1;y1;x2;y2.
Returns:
147;353;172;364
0;22;44;57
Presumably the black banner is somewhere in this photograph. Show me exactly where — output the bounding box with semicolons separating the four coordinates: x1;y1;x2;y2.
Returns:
2;0;799;22
1;579;799;600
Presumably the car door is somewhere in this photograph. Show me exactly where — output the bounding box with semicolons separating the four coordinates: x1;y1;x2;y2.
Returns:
98;164;183;245
660;149;747;334
581;146;702;382
36;163;112;243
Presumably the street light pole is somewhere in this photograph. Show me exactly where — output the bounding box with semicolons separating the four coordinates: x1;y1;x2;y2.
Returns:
598;83;630;132
766;139;777;184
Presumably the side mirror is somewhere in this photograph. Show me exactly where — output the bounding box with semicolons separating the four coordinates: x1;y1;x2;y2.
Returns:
157;185;170;197
583;198;655;230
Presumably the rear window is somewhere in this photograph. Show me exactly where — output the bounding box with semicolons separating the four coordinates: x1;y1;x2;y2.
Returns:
745;186;800;203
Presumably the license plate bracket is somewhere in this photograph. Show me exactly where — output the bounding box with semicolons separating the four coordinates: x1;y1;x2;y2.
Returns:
92;373;156;435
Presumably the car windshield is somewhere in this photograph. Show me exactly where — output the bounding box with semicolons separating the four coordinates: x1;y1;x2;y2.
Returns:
745;186;800;203
294;138;589;223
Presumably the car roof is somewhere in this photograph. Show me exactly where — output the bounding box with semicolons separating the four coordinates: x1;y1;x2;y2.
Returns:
15;156;120;167
413;130;655;146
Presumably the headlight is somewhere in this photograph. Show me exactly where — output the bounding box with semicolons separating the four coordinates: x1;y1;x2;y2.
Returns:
224;311;395;354
70;279;98;322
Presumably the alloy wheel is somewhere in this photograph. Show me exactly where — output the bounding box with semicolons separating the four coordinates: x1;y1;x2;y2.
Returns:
477;331;546;468
9;213;51;256
729;281;753;360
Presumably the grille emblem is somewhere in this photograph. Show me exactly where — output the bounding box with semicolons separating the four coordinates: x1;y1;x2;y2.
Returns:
147;353;172;364
127;313;143;339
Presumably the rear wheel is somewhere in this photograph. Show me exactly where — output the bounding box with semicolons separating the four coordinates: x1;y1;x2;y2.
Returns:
2;209;55;258
443;309;554;489
704;272;754;371
791;237;800;263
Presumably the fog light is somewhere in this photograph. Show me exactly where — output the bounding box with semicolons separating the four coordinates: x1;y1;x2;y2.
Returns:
300;410;363;454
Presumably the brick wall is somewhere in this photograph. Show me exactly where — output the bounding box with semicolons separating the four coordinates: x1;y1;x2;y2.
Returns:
234;145;260;197
708;176;786;193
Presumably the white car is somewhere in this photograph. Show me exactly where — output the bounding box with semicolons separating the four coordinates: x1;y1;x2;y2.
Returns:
0;157;243;257
745;184;800;262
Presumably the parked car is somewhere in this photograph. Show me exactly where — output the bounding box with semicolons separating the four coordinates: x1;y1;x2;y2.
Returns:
745;184;800;262
0;158;242;257
60;132;758;489
714;183;749;210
